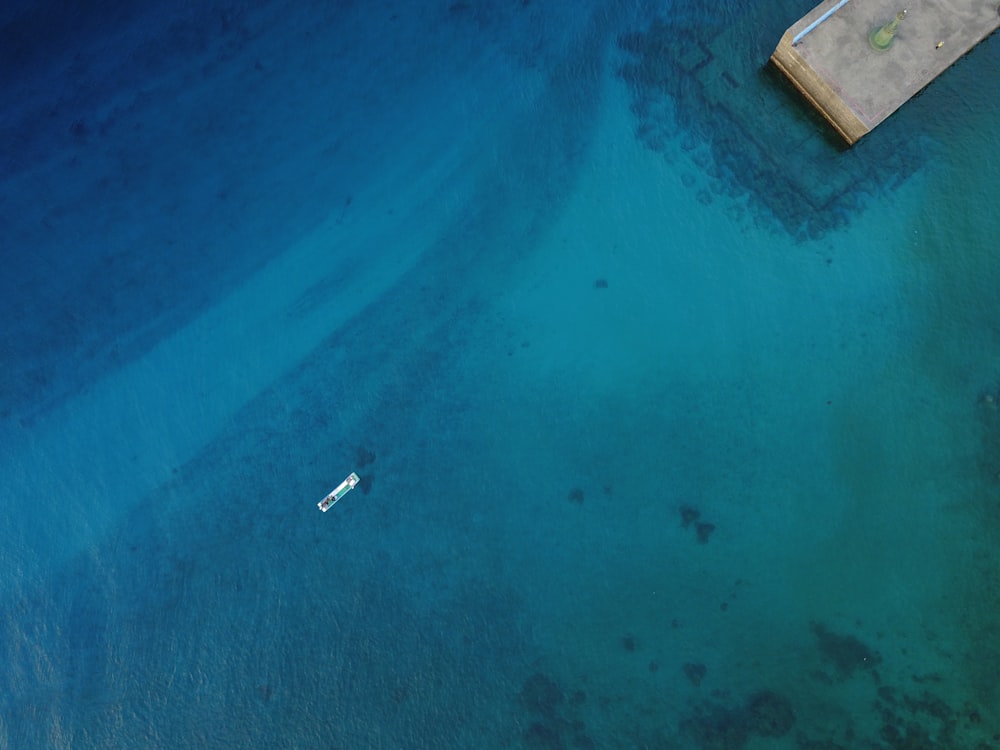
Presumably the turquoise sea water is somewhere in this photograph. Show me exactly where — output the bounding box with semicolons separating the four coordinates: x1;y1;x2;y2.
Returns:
2;0;999;747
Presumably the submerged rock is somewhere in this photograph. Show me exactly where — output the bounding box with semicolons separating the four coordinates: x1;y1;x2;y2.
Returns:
745;690;795;737
810;621;881;679
683;662;707;687
520;672;564;717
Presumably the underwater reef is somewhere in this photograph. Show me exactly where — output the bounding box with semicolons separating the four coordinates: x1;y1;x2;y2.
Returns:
615;9;927;240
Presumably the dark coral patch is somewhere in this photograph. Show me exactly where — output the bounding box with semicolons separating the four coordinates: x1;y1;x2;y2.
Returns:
683;662;707;686
522;721;563;749
70;119;89;139
810;621;881;679
521;672;564;717
681;703;750;750
746;690;795;737
695;521;715;543
680;504;701;527
680;690;796;750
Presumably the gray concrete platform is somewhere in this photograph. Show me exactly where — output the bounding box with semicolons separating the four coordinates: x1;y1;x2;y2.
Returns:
771;0;1000;144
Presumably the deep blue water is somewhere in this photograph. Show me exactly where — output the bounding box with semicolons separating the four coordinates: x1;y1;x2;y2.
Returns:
2;0;999;747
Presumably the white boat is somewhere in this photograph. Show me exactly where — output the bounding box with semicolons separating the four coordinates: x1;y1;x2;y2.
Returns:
318;472;360;512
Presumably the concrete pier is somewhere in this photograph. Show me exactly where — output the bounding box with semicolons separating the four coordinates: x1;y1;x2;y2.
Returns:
771;0;1000;144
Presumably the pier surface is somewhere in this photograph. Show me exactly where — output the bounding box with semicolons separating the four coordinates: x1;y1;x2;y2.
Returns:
771;0;1000;144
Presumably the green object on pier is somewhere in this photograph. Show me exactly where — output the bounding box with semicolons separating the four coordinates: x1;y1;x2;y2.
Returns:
870;10;907;50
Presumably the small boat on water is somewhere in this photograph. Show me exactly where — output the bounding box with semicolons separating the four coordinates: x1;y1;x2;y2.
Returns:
318;472;360;512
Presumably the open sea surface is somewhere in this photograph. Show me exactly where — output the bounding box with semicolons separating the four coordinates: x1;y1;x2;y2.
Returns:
2;0;999;747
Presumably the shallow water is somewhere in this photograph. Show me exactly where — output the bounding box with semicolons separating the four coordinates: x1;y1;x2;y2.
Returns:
2;0;999;747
